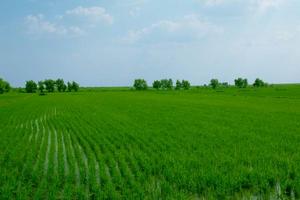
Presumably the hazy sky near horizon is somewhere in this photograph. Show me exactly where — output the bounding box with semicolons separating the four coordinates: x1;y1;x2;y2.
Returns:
1;0;300;87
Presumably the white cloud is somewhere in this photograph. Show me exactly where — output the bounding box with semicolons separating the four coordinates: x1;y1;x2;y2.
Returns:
251;0;286;14
276;31;294;41
68;26;86;35
124;14;223;43
204;0;225;6
129;7;141;17
197;0;287;14
25;14;85;36
24;6;113;37
128;0;147;16
275;27;300;42
194;0;237;6
66;6;114;25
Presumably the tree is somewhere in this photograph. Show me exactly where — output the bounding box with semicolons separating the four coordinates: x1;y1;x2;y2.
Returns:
72;81;79;92
235;78;248;88
0;79;5;94
67;82;72;92
161;79;173;90
38;81;45;95
244;79;248;88
44;79;55;92
167;79;173;90
63;84;67;92
152;80;161;90
56;79;66;92
175;80;182;90
0;78;10;94
182;80;191;90
160;79;168;89
4;81;10;92
25;80;37;93
133;79;148;90
253;78;266;87
221;82;229;88
210;79;219;89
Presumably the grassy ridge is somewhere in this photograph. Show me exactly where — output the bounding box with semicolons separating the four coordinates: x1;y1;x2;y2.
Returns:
0;85;300;199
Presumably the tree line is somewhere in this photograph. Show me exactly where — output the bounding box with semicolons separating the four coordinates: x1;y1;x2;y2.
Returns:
209;78;268;89
0;77;270;94
25;79;80;94
134;79;191;90
134;78;268;90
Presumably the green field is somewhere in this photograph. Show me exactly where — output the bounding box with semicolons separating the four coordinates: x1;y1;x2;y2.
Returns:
0;85;300;199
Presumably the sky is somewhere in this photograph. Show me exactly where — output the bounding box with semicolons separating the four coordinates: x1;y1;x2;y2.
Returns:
0;0;300;87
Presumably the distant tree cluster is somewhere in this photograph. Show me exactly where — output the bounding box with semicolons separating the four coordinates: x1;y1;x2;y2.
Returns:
209;78;268;89
234;78;248;88
25;80;37;93
175;80;191;90
253;78;267;87
210;79;219;89
0;78;11;94
133;78;191;90
25;79;79;94
133;79;148;90
153;79;174;90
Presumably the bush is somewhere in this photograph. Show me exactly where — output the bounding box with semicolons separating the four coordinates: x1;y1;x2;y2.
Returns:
210;79;219;89
253;78;266;87
234;78;248;88
0;78;10;94
153;80;161;90
134;79;148;90
25;80;37;93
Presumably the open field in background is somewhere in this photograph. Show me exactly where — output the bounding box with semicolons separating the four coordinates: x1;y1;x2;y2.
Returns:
0;85;300;199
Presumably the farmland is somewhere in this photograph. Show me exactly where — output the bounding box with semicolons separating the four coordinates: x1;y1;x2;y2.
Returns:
0;85;300;199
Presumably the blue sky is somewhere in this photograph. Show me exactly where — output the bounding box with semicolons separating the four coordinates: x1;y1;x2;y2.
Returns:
1;0;300;87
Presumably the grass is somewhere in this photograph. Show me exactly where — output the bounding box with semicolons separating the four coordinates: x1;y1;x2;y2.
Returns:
0;85;300;199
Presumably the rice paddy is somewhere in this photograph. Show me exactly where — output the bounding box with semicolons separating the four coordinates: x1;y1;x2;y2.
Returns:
0;85;300;199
